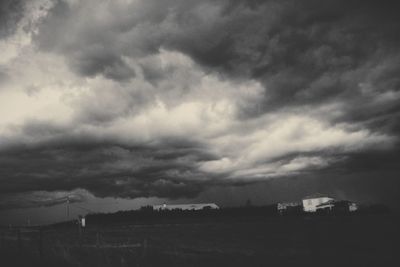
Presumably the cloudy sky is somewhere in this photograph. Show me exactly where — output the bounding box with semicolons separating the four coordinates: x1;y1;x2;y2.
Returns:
0;0;399;224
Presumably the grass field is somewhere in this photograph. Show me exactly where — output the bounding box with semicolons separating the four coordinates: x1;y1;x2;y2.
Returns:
1;214;399;267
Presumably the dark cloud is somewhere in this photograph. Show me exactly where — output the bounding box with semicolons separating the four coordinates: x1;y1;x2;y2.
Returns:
69;49;135;81
0;69;10;85
0;117;397;210
0;120;218;202
33;0;135;81
33;0;400;120
0;189;87;209
0;0;25;39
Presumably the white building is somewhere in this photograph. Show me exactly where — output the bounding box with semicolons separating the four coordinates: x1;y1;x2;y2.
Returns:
302;194;334;212
349;202;358;212
153;203;219;211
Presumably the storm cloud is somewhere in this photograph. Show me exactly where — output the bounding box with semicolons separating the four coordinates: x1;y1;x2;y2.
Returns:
0;0;26;38
0;0;399;209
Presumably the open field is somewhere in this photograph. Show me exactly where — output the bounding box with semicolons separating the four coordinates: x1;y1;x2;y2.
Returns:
1;214;400;267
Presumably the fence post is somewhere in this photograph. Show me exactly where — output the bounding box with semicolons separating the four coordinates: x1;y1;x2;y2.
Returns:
38;228;43;261
17;228;22;253
78;221;82;247
1;231;4;249
142;238;148;258
96;232;100;248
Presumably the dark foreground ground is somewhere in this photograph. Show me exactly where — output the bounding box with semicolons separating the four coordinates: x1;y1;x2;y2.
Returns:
1;214;399;267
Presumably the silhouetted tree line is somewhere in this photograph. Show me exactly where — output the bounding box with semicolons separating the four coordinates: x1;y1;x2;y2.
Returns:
83;205;279;225
357;203;391;214
48;202;391;228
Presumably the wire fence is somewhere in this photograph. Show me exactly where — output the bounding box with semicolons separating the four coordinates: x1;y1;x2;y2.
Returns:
0;226;150;267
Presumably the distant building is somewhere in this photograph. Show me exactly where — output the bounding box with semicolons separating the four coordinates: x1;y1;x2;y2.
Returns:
316;200;358;213
277;202;302;214
153;203;219;211
349;202;358;212
315;199;336;212
302;194;334;212
78;215;86;228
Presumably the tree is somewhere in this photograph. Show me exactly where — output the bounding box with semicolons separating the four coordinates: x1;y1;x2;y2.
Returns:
245;199;252;207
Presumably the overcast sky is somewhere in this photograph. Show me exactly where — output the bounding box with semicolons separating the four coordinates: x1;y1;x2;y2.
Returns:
1;0;400;225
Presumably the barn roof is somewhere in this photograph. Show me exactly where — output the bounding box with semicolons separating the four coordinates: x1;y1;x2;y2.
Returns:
303;193;332;200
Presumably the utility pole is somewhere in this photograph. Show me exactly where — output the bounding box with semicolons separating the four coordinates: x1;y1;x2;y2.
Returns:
66;196;70;219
